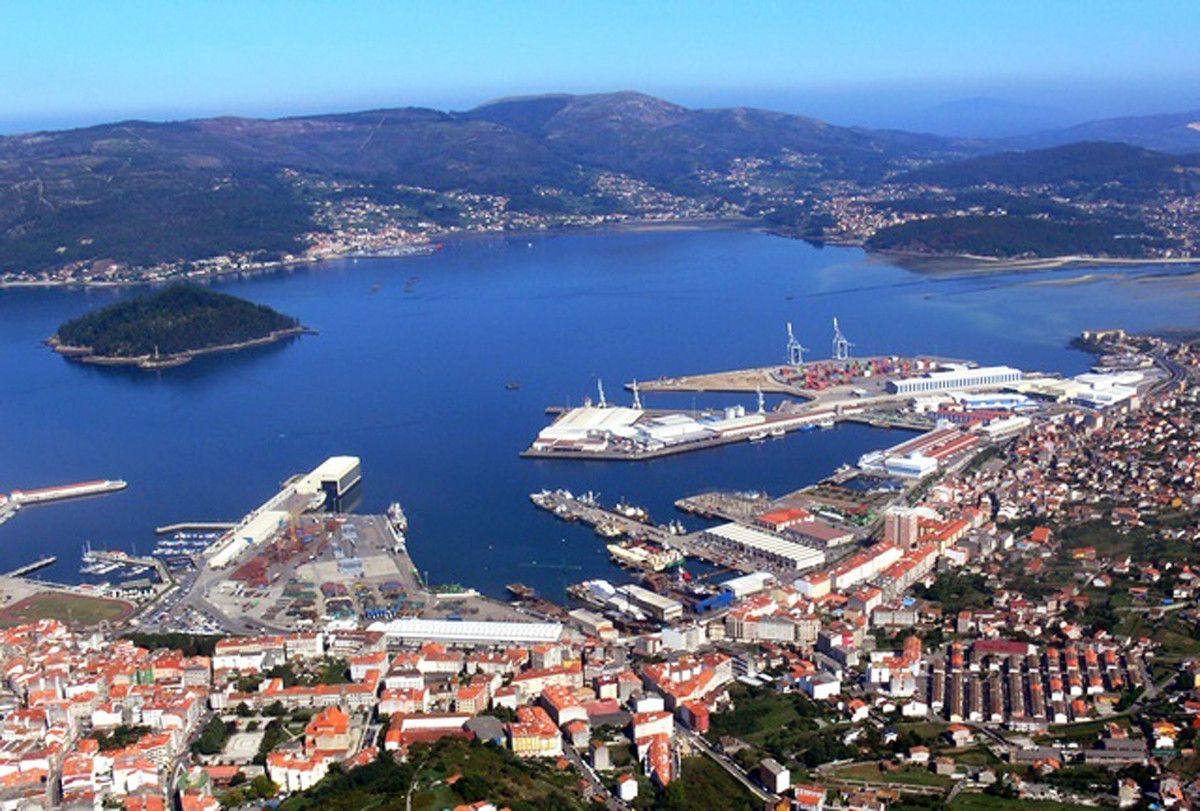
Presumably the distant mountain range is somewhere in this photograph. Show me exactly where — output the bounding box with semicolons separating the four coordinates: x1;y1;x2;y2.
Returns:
1011;109;1200;154
1;91;1197;281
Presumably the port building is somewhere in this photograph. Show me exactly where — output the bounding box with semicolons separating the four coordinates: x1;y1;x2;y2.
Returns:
367;618;564;645
619;584;684;622
859;427;980;479
702;523;825;572
295;455;362;508
208;456;362;568
887;366;1023;395
530;406;643;452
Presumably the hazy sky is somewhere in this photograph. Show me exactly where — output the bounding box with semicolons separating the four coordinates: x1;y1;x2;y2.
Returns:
2;1;1198;134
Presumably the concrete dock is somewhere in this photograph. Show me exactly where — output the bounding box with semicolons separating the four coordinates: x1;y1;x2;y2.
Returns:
530;489;791;578
5;556;57;578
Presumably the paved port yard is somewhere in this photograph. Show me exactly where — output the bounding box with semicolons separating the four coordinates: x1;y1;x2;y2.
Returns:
634;356;966;398
633;365;800;395
171;512;529;635
525;355;990;461
194;514;426;630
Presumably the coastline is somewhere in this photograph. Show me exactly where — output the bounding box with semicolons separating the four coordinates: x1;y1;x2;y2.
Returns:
48;325;315;369
871;249;1200;275
4;215;1198;290
0;217;759;291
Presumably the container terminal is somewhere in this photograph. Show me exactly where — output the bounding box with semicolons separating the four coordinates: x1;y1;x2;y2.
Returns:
525;329;1165;636
521;318;1038;460
139;456;534;637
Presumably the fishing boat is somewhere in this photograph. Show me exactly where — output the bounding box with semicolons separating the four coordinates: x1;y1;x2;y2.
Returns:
506;583;536;600
615;499;650;523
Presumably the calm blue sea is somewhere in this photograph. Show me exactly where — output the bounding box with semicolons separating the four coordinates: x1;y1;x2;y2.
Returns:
1;230;1197;597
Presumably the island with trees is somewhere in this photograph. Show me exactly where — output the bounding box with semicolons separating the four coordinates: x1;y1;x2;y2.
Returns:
49;284;310;368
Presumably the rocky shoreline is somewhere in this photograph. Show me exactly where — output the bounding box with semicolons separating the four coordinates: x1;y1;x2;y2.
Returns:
47;326;315;369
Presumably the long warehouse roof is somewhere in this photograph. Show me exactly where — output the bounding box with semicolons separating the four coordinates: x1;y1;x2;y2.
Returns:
367;618;563;644
705;522;825;566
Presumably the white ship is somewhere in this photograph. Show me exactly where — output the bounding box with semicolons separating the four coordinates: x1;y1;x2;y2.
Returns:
387;502;408;534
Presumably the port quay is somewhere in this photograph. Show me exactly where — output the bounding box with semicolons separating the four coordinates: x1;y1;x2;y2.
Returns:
0;322;1179;811
0;320;1154;641
513;320;1157;619
0;478;127;528
523;319;1028;461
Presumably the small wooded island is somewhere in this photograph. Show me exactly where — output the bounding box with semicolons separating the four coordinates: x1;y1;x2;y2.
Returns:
49;285;311;369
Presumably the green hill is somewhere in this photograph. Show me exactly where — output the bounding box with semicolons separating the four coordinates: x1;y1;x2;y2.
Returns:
52;284;302;362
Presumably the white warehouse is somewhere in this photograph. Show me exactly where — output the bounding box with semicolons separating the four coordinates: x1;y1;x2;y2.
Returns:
887;366;1023;395
367;618;564;645
703;523;825;572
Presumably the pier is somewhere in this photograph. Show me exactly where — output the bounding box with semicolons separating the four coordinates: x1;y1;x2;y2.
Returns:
82;548;173;587
0;480;126;530
5;556;57;578
524;347;1028;462
530;490;774;576
154;521;235;535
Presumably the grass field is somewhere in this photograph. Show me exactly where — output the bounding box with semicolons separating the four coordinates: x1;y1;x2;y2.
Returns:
0;592;134;627
952;747;1001;766
657;756;759;811
949;792;1097;810
1040;716;1130;743
830;762;953;788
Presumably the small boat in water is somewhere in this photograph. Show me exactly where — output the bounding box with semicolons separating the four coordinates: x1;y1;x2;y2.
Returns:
505;381;521;391
748;430;769;443
769;427;786;439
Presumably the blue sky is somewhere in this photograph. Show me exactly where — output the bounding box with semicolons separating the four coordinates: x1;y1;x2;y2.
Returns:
2;1;1198;133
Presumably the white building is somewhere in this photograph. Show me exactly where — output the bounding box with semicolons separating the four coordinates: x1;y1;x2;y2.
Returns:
702;523;825;572
619;585;683;622
530;406;642;452
367;618;563;645
888;366;1023;395
760;758;791;794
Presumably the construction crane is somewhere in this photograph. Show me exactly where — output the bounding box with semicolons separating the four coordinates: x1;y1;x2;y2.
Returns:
519;560;583;572
786;322;808;366
832;317;854;361
520;557;584;599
